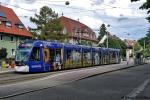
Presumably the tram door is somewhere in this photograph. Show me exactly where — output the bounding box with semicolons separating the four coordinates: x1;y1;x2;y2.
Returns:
99;50;102;65
49;49;62;71
43;47;50;71
29;47;43;72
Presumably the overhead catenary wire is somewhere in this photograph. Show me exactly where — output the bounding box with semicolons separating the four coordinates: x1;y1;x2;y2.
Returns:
1;1;146;38
1;2;36;12
102;3;139;10
0;1;141;14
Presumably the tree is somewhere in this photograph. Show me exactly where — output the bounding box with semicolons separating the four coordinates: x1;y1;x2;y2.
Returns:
138;36;150;57
0;48;7;59
133;42;142;53
140;0;150;23
30;6;67;41
108;36;126;57
97;24;107;41
97;24;126;57
97;24;108;47
137;0;150;57
131;0;139;2
28;27;40;39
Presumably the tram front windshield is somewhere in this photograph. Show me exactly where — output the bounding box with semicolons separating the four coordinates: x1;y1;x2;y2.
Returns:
16;41;33;62
16;50;30;62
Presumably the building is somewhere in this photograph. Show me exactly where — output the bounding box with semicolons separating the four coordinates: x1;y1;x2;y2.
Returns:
0;5;32;58
125;39;136;56
60;16;97;46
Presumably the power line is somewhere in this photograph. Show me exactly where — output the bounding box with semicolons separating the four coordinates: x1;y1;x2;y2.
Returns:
0;1;141;16
0;1;124;13
103;4;139;10
1;2;36;12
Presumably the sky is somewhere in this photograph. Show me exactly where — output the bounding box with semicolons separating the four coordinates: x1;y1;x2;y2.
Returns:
0;0;149;40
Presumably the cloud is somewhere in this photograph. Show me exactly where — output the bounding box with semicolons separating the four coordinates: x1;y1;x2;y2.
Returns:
90;0;104;5
10;0;36;4
1;0;149;40
108;0;117;4
81;16;103;29
108;17;150;40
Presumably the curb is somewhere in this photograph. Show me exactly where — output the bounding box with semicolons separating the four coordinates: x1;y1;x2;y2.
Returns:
77;63;147;81
0;69;14;75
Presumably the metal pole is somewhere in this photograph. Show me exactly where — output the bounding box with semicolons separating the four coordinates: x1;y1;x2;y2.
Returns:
106;24;110;48
126;49;129;66
107;32;108;48
144;40;146;63
144;40;145;52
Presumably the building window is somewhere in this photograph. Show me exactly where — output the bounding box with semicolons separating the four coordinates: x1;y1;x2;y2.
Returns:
0;35;2;40
18;24;24;29
63;27;67;34
15;23;24;29
11;49;15;55
16;37;19;42
11;36;14;41
5;21;12;27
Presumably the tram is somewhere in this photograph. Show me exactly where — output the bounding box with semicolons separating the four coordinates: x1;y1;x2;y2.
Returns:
15;40;120;72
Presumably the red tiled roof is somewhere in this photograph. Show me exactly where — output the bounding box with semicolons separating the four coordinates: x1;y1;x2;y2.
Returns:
0;5;32;37
125;39;136;46
60;16;97;42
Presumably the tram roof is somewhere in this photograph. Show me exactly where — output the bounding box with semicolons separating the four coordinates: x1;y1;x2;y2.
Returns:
64;43;81;50
26;40;120;51
32;40;63;48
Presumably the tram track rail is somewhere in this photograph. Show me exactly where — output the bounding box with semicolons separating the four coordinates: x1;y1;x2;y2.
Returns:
0;66;98;86
0;71;58;85
0;63;129;86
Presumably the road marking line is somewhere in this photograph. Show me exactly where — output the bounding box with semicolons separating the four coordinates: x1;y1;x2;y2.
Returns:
121;78;150;100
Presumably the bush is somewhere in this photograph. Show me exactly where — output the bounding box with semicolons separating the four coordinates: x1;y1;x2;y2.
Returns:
0;48;7;59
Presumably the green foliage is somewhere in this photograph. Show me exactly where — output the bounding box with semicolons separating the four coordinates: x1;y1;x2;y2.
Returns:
138;36;150;57
133;42;142;53
107;36;126;57
80;40;92;46
30;6;66;41
131;0;139;2
145;44;150;56
137;0;150;57
81;40;87;45
0;48;7;59
28;27;40;39
97;24;126;57
140;0;150;23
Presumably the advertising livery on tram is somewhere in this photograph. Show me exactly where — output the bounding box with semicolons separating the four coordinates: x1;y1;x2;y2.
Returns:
15;40;120;72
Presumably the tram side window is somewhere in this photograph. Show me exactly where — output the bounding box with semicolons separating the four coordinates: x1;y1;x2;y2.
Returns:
113;52;115;57
49;49;55;62
30;47;40;61
66;50;72;64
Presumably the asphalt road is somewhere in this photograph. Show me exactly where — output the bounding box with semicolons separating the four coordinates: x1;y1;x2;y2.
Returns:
3;64;150;100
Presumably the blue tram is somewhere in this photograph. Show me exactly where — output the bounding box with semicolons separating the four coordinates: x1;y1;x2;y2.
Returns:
15;40;120;72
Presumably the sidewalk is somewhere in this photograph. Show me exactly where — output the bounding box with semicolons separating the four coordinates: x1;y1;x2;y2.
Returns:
0;67;14;74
